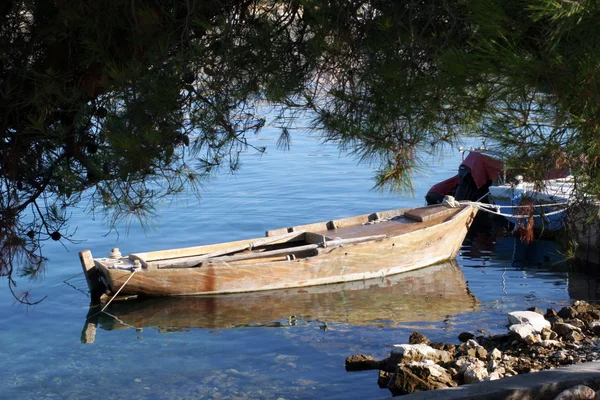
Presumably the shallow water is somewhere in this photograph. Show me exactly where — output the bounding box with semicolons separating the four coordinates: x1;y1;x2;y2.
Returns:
0;132;596;399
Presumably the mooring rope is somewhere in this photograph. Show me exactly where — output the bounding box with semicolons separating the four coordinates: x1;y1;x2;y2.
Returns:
461;193;570;219
63;271;84;283
442;194;570;218
100;261;142;313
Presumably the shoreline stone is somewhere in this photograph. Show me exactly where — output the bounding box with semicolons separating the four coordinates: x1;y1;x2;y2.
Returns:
345;300;600;397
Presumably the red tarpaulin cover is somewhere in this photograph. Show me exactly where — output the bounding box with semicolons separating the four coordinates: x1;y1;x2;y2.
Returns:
461;152;503;188
427;175;459;196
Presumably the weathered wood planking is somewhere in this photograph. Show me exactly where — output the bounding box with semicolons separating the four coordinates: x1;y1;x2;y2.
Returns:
404;205;460;222
265;208;408;237
130;230;306;263
88;205;477;297
96;259;477;331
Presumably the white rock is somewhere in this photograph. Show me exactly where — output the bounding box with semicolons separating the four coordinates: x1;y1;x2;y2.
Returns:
489;348;502;360
463;366;489;384
508;311;551;332
458;360;485;375
509;323;537;339
485;371;501;381
390;344;452;363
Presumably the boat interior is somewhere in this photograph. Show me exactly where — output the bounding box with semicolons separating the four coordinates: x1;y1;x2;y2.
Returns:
115;205;466;270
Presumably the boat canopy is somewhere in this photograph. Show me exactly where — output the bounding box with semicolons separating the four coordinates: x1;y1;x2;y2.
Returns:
461;152;503;189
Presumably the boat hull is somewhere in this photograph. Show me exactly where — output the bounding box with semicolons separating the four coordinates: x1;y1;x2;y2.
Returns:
489;185;568;232
94;260;477;331
82;205;477;297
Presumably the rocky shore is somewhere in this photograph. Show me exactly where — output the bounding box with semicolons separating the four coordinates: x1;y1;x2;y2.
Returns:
346;300;600;398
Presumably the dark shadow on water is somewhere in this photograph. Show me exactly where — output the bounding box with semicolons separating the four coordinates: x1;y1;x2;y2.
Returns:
463;213;568;269
461;213;600;306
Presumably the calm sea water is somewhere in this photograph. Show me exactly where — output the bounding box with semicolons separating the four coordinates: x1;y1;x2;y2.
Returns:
1;131;597;399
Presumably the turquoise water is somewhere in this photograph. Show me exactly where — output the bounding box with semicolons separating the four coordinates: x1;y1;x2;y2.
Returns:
0;132;592;399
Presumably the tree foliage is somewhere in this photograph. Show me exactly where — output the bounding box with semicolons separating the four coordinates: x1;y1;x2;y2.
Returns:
2;0;600;301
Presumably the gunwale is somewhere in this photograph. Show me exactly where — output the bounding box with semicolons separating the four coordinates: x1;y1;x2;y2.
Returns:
80;204;477;298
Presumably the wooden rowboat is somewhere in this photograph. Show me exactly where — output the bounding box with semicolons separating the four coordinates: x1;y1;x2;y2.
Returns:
78;204;477;299
81;259;477;343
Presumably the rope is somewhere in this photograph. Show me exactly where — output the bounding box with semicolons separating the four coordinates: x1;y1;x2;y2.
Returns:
480;201;570;210
63;271;84;283
467;197;570;219
100;262;141;313
101;310;139;330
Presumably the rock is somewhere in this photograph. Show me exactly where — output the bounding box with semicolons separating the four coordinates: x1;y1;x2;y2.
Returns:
489;348;502;360
458;332;475;342
508;311;551;331
553;322;583;337
409;331;430;345
525;333;542;345
553;384;597;400
572;301;600;322
388;361;456;396
539;340;563;348
377;370;390;388
552;350;569;360
588;321;600;336
430;342;456;353
509;323;537;340
485;371;502;381
455;356;484;370
456;339;487;359
389;344;453;366
476;347;488;359
565;331;586;342
558;306;578;320
567;318;586;329
527;306;544;315
541;327;558;340
345;353;381;371
463;365;489;384
456;359;486;381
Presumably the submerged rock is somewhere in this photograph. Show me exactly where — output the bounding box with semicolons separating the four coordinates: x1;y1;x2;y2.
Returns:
345;354;381;371
408;331;430;345
458;332;475;342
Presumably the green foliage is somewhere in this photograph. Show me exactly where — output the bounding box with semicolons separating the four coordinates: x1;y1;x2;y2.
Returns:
3;0;600;302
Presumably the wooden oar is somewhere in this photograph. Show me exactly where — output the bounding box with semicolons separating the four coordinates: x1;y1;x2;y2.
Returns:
201;244;320;265
162;233;388;269
323;234;387;247
144;230;306;269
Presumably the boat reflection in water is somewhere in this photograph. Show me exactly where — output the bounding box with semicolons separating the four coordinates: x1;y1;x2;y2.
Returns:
83;260;477;343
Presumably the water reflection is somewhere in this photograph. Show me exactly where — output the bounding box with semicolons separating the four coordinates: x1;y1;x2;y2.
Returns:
83;260;478;343
462;213;566;268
